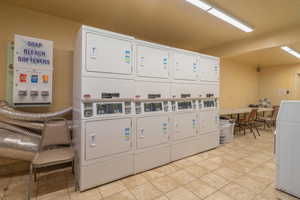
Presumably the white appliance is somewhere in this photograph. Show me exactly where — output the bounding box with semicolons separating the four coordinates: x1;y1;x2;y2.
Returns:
276;101;300;198
135;40;170;82
74;25;220;191
171;48;199;83
134;81;171;173
170;83;198;160
74;78;135;191
199;54;220;82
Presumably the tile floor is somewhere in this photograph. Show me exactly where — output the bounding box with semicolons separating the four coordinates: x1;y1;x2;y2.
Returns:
1;130;299;200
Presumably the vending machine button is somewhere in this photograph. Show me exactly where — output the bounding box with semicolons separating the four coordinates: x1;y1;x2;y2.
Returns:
42;75;49;83
31;75;38;83
19;74;27;83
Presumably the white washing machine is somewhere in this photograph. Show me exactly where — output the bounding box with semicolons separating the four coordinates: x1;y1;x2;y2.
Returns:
199;54;220;82
169;83;200;161
74;78;135;191
134;81;171;173
77;25;135;80
197;92;219;153
170;99;199;161
135;40;171;82
170;48;200;84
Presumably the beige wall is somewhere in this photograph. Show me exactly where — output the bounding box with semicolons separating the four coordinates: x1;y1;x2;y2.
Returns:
0;3;81;112
258;64;300;105
219;58;259;109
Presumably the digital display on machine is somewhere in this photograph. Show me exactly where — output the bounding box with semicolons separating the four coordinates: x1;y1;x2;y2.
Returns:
148;94;161;99
178;101;192;110
144;102;163;112
97;103;123;115
181;94;191;98
203;100;215;108
101;93;120;99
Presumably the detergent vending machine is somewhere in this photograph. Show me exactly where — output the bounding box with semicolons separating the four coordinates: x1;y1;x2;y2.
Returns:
6;34;53;106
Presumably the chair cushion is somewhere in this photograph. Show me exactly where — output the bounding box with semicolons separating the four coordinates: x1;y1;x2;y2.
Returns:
33;147;74;167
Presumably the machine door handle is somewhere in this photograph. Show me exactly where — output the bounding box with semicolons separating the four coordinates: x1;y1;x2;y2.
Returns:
192;119;196;128
175;122;179;132
162;123;168;134
140;129;145;138
89;134;96;147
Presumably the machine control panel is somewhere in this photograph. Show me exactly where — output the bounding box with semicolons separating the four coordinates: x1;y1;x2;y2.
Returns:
177;101;192;110
203;99;218;109
144;102;163;112
176;94;196;111
97;103;123;115
82;101;132;118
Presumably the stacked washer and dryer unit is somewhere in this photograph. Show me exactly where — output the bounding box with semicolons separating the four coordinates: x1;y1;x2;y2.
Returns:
73;25;220;191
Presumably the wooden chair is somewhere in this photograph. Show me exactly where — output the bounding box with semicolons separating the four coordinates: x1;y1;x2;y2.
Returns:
236;109;260;138
257;106;279;129
27;118;74;200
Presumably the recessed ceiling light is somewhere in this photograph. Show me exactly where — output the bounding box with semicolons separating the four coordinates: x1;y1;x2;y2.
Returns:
208;8;253;32
185;0;254;32
185;0;212;11
281;46;300;59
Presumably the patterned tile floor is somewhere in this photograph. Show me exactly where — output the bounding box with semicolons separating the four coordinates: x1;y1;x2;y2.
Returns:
1;129;299;200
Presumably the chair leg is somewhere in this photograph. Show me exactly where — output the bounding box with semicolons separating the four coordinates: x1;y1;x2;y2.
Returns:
34;168;37;182
27;163;32;200
248;124;256;139
266;121;271;129
72;160;75;175
254;125;260;136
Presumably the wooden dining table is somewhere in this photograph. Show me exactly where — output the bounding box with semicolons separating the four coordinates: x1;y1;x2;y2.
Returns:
219;107;274;134
219;107;273;116
220;107;274;124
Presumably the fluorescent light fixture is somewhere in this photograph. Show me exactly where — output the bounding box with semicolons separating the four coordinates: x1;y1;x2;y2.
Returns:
185;0;254;32
185;0;212;11
281;46;300;59
208;8;253;32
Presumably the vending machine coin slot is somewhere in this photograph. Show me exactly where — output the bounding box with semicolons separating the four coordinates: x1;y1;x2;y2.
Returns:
41;91;49;97
18;90;27;96
30;91;39;96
